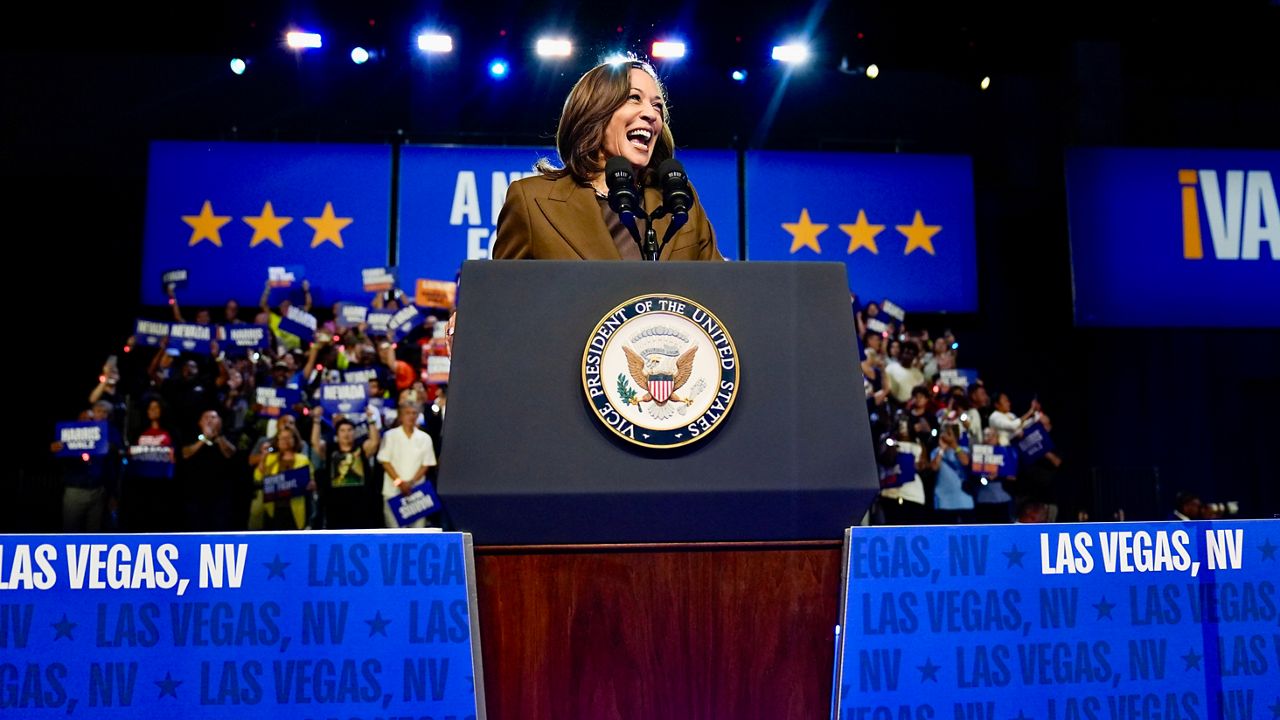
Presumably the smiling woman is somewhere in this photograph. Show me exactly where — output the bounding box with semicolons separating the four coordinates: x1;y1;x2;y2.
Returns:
490;58;722;261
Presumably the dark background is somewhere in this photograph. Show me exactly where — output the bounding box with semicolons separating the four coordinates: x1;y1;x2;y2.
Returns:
4;1;1278;530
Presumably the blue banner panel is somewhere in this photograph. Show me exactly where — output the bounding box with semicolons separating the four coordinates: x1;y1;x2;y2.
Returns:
0;532;485;719
1066;148;1280;327
673;149;740;261
141;141;392;307
54;422;109;457
745;151;977;312
318;383;369;418
833;521;1279;720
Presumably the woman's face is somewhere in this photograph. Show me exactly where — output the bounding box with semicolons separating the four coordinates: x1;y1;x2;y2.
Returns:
888;340;901;358
601;68;665;172
147;400;162;422
276;430;296;452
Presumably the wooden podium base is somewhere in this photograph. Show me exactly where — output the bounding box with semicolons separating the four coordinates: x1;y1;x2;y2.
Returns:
475;540;843;720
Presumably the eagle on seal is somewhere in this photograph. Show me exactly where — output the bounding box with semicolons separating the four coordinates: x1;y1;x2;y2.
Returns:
623;345;697;407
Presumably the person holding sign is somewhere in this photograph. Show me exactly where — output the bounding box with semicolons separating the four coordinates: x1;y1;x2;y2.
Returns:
311;408;383;529
492;58;721;261
260;278;312;351
377;399;437;528
251;425;313;530
930;425;974;523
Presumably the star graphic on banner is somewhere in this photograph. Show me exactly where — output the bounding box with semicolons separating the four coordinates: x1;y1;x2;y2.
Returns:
783;208;827;254
1092;596;1116;620
304;201;353;248
1003;544;1026;568
897;210;942;256
182;200;232;247
840;210;884;254
917;657;941;683
264;554;290;580
243;201;293;248
1181;647;1203;671
155;671;182;699
52;613;76;640
365;611;392;637
1260;538;1277;561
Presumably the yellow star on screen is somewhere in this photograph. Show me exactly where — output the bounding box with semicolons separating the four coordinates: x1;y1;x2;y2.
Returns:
304;202;353;249
243;201;293;248
840;210;885;254
181;200;232;247
897;210;942;256
783;208;827;254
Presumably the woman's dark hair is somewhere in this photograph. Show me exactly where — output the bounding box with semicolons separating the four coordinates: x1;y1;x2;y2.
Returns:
536;58;674;187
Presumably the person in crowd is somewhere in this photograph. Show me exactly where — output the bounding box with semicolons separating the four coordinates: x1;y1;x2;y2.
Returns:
251;424;313;530
1170;491;1202;521
181;408;242;531
1015;500;1050;524
855;301;881;338
377;398;437;528
311;407;383;529
973;427;1015;523
987;392;1041;446
930;425;973;523
907;385;939;449
886;341;924;405
875;415;928;525
260;278;312;351
968;383;993;426
50;400;122;531
247;412;311;468
492;58;721;261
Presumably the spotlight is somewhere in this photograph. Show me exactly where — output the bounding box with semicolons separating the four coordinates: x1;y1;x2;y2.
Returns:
771;43;810;64
652;41;686;59
602;53;629;66
286;31;323;50
351;47;370;64
229;58;247;75
536;38;573;58
417;33;453;53
866;63;880;79
730;69;747;82
489;59;509;78
980;76;991;90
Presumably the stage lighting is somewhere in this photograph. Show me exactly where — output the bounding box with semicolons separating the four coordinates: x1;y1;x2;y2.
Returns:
866;63;880;79
418;33;453;53
603;53;629;66
731;69;747;82
286;31;323;50
489;59;509;78
229;58;247;75
771;43;810;64
536;38;572;58
652;41;686;59
351;47;370;64
980;76;991;90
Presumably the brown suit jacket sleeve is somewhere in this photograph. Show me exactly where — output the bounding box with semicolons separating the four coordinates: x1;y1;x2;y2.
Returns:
492;179;533;260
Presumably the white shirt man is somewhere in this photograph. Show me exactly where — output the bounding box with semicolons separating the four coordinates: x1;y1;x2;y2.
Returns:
377;401;437;528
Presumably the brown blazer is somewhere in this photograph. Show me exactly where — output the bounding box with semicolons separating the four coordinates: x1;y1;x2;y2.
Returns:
492;173;723;261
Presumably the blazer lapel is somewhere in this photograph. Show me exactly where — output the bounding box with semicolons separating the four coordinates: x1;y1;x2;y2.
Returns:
534;176;621;260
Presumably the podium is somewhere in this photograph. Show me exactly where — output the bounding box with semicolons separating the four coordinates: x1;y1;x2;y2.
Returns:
439;260;879;544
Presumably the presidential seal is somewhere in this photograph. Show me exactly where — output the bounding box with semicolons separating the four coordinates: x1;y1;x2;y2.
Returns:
582;294;739;449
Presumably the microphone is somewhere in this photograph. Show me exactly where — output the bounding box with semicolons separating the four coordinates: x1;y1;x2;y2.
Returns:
657;158;691;248
604;156;642;230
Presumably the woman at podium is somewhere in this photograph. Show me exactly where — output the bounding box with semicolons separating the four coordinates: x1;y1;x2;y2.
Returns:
492;58;722;261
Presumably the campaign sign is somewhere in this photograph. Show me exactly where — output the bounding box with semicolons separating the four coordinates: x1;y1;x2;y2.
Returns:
135;319;171;347
335;303;369;330
55;422;108;457
161;268;188;289
1017;422;1055;462
881;299;906;323
387;305;421;341
362;266;396;292
127;445;176;479
267;265;305;289
224;324;270;353
425;355;451;385
167;323;214;354
971;444;1018;479
366;310;393;335
415;279;457;310
0;531;487;719
939;369;980;389
866;317;890;335
881;452;914;490
387;484;443;527
261;466;311;502
344;367;379;385
255;387;302;418
276;306;317;340
319;383;369;417
833;521;1280;720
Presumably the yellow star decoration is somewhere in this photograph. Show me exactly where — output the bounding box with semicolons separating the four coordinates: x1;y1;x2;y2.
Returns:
181;200;232;247
243;201;293;248
304;202;353;249
783;208;827;254
840;210;885;255
897;210;942;256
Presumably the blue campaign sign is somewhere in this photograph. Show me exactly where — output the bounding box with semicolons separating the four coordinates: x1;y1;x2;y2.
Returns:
261;466;311;502
266;265;306;289
344;367;379;385
335;303;369;330
362;267;397;292
319;383;369;417
127;445;176;479
0;531;486;719
255;387;302;418
366;310;393;336
971;443;1018;479
55;422;109;457
135;319;170;347
387;484;443;527
276;306;317;340
1017;422;1055;462
161;268;188;289
224;324;270;352
939;368;980;389
168;323;214;354
387;305;421;342
882;452;915;490
745;151;977;312
1066;148;1280;327
141;141;392;307
833;520;1279;720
